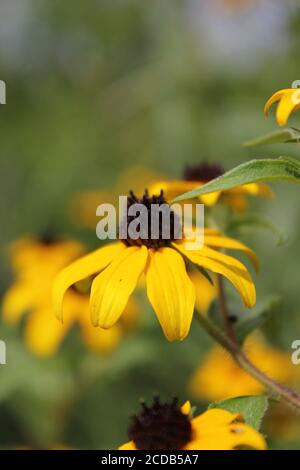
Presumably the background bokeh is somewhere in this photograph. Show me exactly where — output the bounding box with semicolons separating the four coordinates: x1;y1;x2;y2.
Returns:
1;0;300;450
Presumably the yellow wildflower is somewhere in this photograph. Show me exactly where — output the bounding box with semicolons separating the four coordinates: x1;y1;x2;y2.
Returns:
119;398;266;450
264;87;300;127
150;162;273;211
53;190;257;342
190;335;298;401
2;235;137;357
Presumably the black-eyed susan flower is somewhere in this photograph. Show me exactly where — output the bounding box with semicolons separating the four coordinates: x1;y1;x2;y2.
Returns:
150;162;273;211
2;235;138;356
189;334;299;402
119;397;267;450
264;87;300;127
53;190;257;342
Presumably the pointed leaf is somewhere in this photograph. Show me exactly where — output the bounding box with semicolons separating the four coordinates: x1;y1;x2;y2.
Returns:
173;157;300;202
208;395;269;430
244;128;300;147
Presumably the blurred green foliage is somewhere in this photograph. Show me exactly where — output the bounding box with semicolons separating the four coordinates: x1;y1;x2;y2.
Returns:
1;0;300;450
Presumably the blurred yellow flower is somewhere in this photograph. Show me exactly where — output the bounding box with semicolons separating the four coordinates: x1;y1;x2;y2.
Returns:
150;162;273;212
2;236;138;357
264;88;300;127
264;402;300;442
53;191;257;342
189;335;298;401
119;398;266;450
69;166;164;228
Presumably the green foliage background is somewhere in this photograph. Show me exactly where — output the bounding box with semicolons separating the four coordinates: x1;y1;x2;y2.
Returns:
0;0;300;450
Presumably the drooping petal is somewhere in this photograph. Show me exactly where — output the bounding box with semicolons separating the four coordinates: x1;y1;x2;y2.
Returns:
263;89;291;116
90;246;148;328
204;234;259;271
175;243;256;308
276;89;300;127
146;247;195;341
53;242;124;322
186;409;266;450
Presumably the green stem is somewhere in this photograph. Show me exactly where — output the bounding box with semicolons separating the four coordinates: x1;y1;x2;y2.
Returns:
196;312;300;410
217;275;237;344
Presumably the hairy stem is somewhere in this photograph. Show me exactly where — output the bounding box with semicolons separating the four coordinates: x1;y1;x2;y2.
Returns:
197;304;300;410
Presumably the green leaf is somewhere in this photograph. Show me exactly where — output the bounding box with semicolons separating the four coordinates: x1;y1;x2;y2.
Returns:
208;395;269;430
235;295;281;344
244;128;300;147
226;214;286;246
172;157;300;202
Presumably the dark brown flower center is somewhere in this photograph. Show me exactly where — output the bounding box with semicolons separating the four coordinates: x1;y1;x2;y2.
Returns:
120;190;182;249
183;162;224;183
129;397;192;450
38;231;58;245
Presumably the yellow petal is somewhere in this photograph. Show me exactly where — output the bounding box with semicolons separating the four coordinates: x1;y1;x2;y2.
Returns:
53;242;124;322
204;234;259;271
90;246;148;328
119;441;137;450
146;247;195;341
10;239;84;274
150;181;221;206
276;89;300;127
187;423;267;450
2;282;37;324
200;191;221;206
181;401;192;415
149;180;199;202
186;409;267;450
263;89;291;116
175;243;256;308
238;183;274;199
25;306;73;357
192;408;243;431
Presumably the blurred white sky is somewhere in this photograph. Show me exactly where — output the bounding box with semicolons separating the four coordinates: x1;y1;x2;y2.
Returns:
0;0;298;73
186;0;297;72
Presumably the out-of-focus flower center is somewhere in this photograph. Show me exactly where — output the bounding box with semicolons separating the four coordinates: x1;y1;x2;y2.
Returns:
183;163;224;183
129;397;192;450
38;232;59;245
